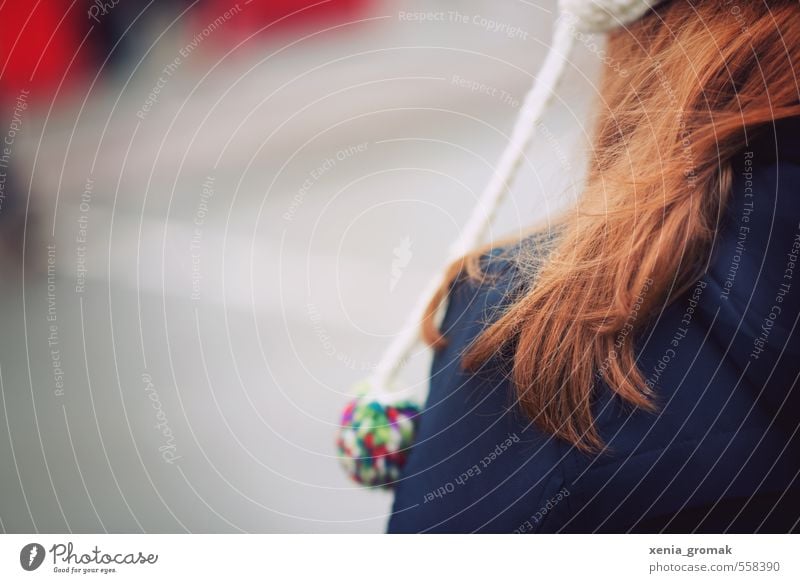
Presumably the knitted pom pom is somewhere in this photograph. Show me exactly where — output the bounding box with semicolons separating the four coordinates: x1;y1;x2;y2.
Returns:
336;393;421;488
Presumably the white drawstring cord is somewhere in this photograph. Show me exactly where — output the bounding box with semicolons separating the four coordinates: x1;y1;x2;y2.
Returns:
368;17;576;397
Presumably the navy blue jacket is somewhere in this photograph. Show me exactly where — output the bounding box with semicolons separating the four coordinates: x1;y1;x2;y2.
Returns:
388;117;800;533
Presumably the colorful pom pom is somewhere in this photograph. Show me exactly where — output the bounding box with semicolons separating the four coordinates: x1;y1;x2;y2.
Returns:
336;390;421;488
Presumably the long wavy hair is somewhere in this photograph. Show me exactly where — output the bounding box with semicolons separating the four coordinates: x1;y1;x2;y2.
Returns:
422;0;800;452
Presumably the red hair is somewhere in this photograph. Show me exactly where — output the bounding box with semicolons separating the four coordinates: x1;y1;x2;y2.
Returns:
423;0;800;452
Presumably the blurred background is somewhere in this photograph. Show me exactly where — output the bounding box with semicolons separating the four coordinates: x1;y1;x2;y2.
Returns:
0;0;599;532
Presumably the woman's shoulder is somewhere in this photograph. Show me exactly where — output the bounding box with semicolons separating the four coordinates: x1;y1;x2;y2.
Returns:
441;232;551;343
450;231;554;302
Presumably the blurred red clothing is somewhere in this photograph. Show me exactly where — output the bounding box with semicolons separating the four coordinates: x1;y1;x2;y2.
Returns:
0;0;91;100
190;0;371;45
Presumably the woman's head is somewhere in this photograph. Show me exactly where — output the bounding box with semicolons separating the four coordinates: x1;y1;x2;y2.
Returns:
424;0;800;451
